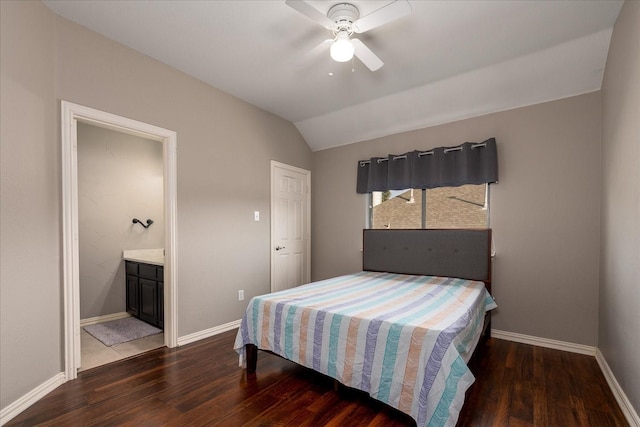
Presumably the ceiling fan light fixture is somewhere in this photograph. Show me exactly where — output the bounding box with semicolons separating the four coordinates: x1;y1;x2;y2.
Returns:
286;0;411;72
330;32;354;62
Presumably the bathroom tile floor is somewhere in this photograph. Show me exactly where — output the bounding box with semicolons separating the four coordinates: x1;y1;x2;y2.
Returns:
80;327;164;371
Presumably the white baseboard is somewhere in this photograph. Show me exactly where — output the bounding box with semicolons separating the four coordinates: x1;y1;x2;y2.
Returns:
491;329;597;356
596;349;640;427
177;319;241;346
80;311;130;327
0;372;66;426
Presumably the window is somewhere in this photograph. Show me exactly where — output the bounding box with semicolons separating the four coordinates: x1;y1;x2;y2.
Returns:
369;184;489;229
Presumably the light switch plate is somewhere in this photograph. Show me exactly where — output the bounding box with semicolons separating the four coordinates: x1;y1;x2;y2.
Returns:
254;211;260;221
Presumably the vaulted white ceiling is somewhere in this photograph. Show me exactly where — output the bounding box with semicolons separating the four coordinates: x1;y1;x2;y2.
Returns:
43;0;623;151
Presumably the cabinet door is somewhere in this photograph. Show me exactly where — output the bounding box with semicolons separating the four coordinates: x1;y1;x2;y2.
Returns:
158;281;164;329
139;278;158;326
126;275;139;317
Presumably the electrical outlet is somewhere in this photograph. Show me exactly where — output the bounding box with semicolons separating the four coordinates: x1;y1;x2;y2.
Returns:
238;290;244;301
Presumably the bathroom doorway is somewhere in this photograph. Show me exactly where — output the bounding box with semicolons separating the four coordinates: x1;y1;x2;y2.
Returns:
77;123;164;370
61;101;177;380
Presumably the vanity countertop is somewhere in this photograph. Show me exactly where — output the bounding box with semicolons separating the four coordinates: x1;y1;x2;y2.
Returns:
123;248;164;266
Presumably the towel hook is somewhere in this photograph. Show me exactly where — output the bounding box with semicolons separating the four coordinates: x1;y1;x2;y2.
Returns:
132;218;153;229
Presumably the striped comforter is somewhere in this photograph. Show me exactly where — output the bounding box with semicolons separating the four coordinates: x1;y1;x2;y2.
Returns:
234;271;497;427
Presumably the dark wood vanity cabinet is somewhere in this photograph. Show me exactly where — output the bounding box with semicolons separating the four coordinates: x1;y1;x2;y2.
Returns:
126;260;164;329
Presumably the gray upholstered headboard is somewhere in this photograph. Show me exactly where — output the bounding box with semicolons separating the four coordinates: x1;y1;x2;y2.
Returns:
362;229;492;286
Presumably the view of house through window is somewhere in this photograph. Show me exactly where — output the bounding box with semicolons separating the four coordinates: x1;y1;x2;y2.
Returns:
370;184;488;229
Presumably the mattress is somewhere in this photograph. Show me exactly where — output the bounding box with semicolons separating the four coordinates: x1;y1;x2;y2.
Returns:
234;270;497;427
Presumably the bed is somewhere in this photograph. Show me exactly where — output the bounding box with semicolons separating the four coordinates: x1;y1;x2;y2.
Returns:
234;229;496;427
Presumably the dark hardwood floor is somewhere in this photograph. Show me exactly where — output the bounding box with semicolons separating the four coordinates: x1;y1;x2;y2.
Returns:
7;330;628;426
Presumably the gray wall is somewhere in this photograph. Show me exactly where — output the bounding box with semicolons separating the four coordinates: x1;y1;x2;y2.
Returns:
0;0;61;411
78;123;164;319
0;0;312;410
600;0;640;413
313;92;602;347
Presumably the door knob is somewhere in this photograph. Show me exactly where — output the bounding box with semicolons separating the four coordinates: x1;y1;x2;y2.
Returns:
275;246;285;251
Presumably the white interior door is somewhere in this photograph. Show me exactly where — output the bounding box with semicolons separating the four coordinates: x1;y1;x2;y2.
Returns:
271;161;310;292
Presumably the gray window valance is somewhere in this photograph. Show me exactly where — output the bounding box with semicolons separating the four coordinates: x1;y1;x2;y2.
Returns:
356;137;498;194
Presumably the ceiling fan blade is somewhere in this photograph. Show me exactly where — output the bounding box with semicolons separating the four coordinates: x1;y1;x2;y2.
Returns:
352;39;384;71
294;39;333;66
352;0;412;33
285;0;335;29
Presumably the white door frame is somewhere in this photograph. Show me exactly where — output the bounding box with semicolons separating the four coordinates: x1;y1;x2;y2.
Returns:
61;101;178;380
270;160;311;292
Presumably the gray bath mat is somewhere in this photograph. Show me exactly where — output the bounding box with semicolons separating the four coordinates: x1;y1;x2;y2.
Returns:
83;316;162;347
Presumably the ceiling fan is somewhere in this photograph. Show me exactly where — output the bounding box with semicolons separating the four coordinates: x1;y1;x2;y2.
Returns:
285;0;412;72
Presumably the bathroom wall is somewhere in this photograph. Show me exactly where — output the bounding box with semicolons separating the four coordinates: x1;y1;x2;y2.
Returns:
78;122;164;319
